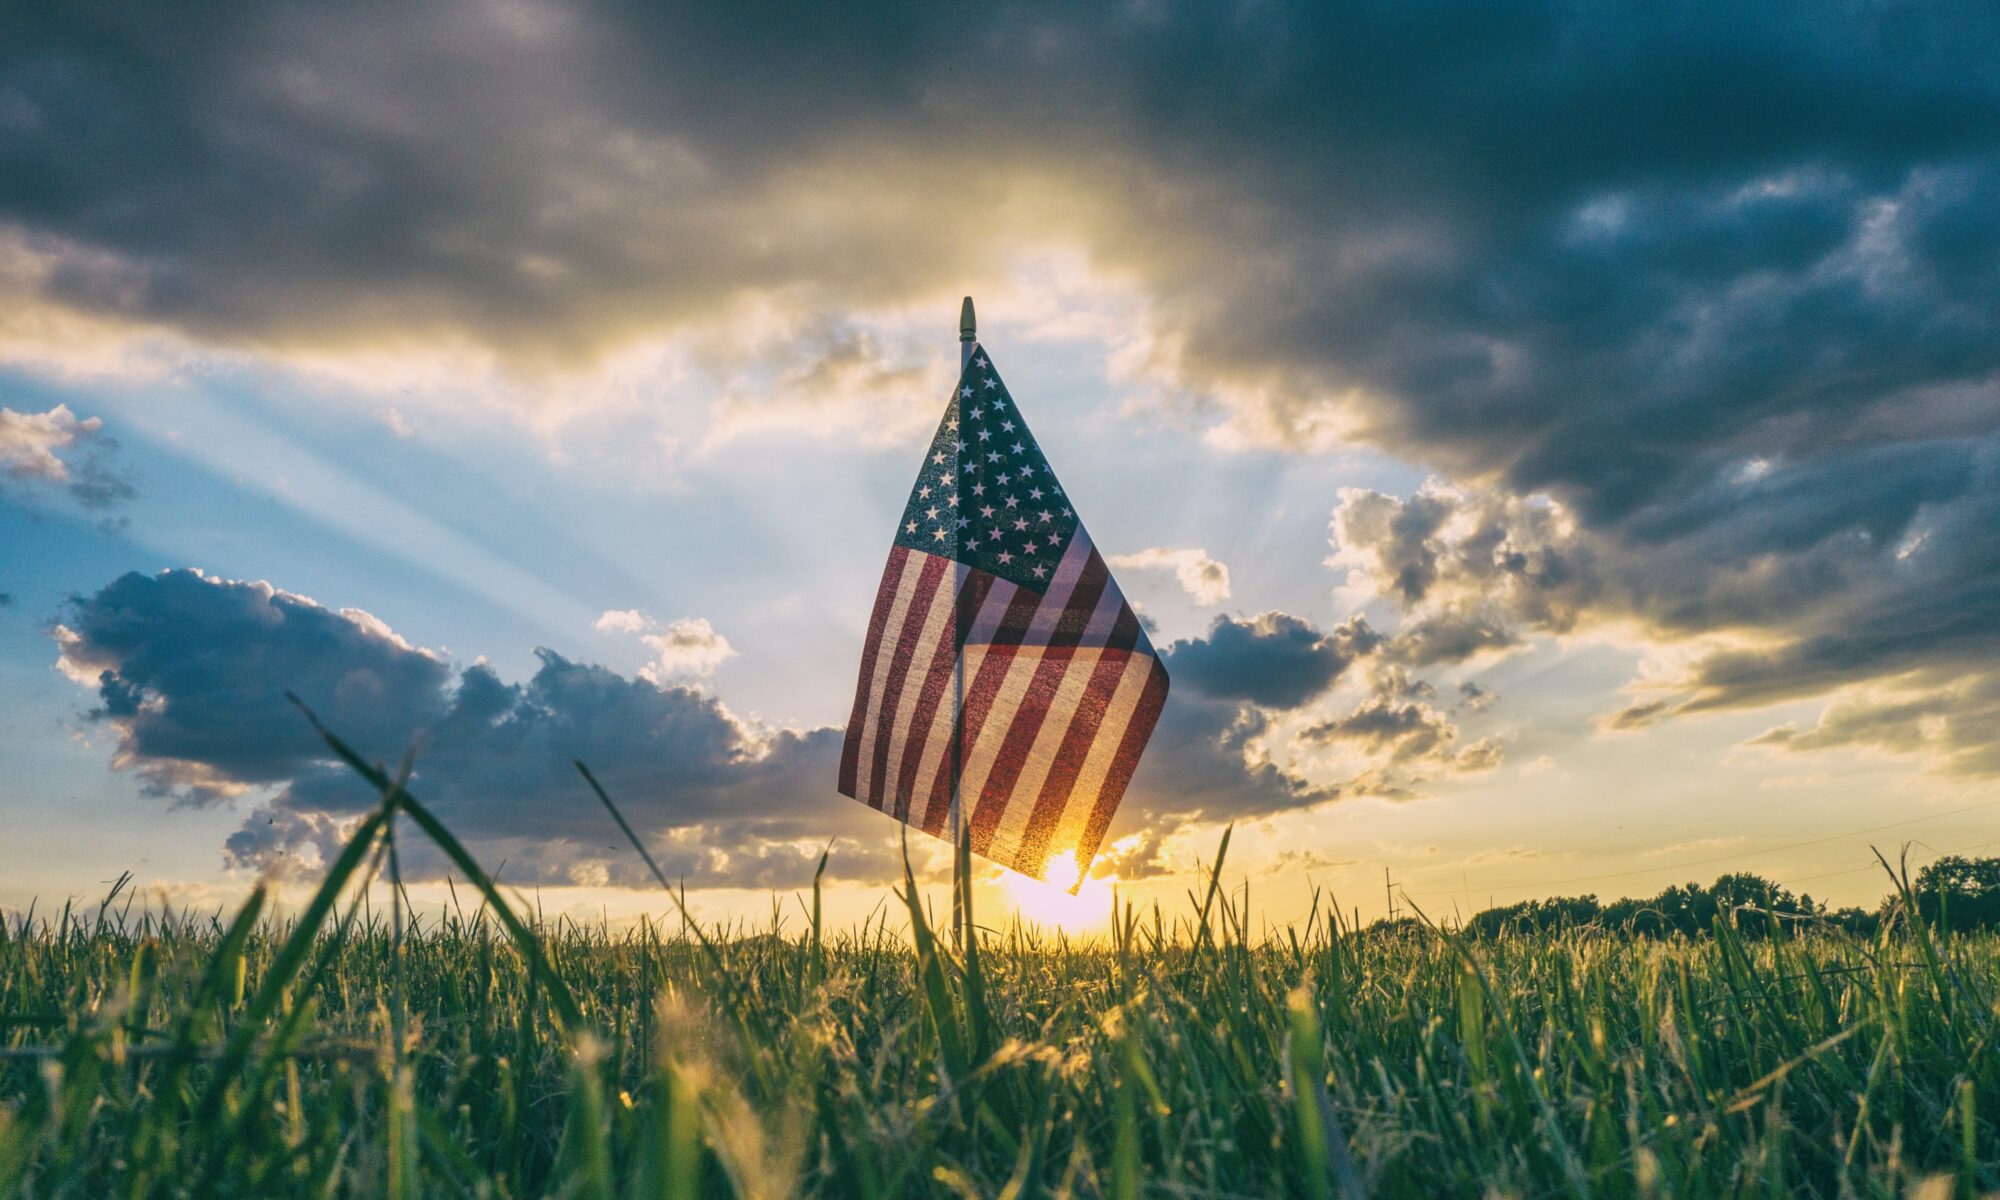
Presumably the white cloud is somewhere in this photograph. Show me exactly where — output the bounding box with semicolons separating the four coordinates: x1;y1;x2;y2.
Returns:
594;609;735;680
594;608;651;634
641;618;735;682
1107;546;1232;606
1;403;100;482
374;407;416;438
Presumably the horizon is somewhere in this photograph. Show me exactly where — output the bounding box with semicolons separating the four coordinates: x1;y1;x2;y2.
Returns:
6;1;2000;937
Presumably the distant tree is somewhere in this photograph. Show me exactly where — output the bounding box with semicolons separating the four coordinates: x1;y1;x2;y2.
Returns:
1912;856;2000;932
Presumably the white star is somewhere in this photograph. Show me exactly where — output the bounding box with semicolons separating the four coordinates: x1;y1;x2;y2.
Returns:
1013;517;1028;531
1011;441;1025;454
999;419;1015;432
918;486;931;499
1046;533;1061;546
957;517;970;528
1022;542;1037;555
933;528;947;541
988;528;1003;542
967;406;982;420
976;429;992;442
960;386;973;398
926;506;939;520
905;521;917;533
980;504;995;518
947;494;959;507
982;378;998;390
1028;487;1044;500
954;440;967;452
975;355;988;368
1004;495;1019;508
1062;507;1073;517
1037;510;1052;522
995;471;1010;484
971;483;985;496
1031;564;1047;579
997;551;1012;564
932;451;947;465
946;418;959;431
986;450;1001;463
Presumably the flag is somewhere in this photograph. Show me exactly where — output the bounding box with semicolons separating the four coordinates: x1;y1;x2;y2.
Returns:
838;343;1169;887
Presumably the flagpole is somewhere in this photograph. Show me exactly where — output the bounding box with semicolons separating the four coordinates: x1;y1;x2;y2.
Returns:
953;296;975;944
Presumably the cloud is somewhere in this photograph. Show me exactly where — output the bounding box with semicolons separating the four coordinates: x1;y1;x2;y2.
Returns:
15;0;2000;805
0;403;131;508
1746;675;2000;778
593;610;736;680
593;609;649;634
1301;694;1503;777
57;568;1350;889
1107;547;1231;606
55;569;873;885
1165;611;1381;709
638;617;735;682
1329;462;2000;774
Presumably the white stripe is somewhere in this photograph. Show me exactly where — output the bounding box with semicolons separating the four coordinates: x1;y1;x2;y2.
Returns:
876;563;958;815
1025;534;1095;641
955;646;1045;827
1047;652;1158;857
966;577;1022;643
987;647;1107;868
911;641;983;831
853;551;927;805
1080;572;1127;645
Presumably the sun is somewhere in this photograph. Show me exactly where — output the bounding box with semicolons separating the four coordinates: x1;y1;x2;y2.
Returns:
997;850;1115;934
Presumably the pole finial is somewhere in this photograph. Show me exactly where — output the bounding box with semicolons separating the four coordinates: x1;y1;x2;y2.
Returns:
959;296;976;343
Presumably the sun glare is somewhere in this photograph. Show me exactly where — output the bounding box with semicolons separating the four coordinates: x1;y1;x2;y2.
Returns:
998;850;1115;933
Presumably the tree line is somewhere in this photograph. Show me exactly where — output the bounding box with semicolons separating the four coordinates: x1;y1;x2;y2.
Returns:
1432;855;2000;939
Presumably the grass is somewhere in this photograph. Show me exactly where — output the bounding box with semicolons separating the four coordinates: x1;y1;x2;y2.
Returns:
2;717;1997;1197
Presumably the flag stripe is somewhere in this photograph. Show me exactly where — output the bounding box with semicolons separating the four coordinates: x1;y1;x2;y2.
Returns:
988;646;1118;867
960;646;1048;852
1013;644;1138;869
839;546;913;798
864;552;951;807
1076;656;1170;872
894;568;991;822
971;559;1112;854
839;346;1170;883
877;556;958;817
1034;649;1161;876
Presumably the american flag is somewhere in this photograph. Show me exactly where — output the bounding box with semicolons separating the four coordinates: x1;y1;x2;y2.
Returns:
838;344;1169;886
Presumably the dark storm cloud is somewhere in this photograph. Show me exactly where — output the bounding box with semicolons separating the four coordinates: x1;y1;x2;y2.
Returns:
1165;612;1380;709
60;569;1359;886
13;0;2000;767
57;569;889;885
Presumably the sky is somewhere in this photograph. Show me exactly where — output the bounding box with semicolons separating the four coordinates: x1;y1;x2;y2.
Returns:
4;0;1999;933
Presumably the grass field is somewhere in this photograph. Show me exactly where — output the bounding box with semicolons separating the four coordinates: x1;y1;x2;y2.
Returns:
4;724;1998;1197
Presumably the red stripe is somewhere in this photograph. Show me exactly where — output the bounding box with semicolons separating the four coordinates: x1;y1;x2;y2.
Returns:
892;569;994;821
1106;598;1143;652
1013;647;1135;869
955;585;1045;759
966;551;1113;851
919;578;1033;836
864;552;950;808
1048;550;1110;647
839;547;910;797
1075;657;1169;878
967;644;1080;855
